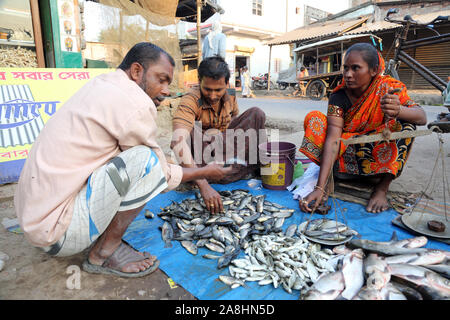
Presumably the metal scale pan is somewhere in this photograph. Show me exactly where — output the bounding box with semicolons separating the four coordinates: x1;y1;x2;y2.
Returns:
401;211;450;239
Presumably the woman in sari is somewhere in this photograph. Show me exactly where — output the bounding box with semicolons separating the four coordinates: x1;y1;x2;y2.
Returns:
299;43;427;213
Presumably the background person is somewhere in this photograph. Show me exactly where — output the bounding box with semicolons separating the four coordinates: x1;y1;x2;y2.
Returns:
291;66;309;96
202;20;226;60
241;66;255;98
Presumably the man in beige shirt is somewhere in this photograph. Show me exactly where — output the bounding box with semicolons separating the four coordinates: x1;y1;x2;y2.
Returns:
14;43;230;278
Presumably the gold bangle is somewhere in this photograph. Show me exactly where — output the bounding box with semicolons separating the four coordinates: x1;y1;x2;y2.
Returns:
314;185;327;194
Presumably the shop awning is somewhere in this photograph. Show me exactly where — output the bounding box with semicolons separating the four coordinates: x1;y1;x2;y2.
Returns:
344;9;450;35
293;33;380;52
176;0;224;22
265;17;369;46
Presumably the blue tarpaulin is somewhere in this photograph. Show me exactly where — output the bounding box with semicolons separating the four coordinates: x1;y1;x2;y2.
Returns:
123;179;449;300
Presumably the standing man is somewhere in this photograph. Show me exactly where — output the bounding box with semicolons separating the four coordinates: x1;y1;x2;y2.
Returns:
291;66;309;97
202;20;226;60
171;56;266;214
241;66;255;98
14;43;231;278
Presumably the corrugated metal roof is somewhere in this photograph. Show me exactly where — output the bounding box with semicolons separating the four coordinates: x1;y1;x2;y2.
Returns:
265;17;369;46
346;9;450;35
293;34;379;52
266;9;450;46
344;20;398;35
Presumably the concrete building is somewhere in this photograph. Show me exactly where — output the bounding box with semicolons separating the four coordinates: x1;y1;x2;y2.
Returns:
180;0;350;88
266;0;450;91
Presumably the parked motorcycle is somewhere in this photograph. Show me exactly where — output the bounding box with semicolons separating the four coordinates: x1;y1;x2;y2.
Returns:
251;73;275;90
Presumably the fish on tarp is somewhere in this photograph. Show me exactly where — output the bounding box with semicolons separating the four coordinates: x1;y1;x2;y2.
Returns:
172;231;194;241
218;275;245;289
364;253;391;290
304;230;349;241
389;263;450;300
284;224;297;237
203;254;221;259
379;282;407;300
240;212;259;225
212;226;226;243
352;286;384;300
390;280;423;300
237;195;252;210
332;245;353;255
205;242;225;253
384;250;447;266
348;238;429;256
378;233;428;249
352;282;407;300
298;218;358;241
161;222;174;248
217;246;241;269
301;271;345;300
144;209;154;219
158;189;298;269
256;196;265;213
340;249;365;300
424;264;450;279
181;240;198;255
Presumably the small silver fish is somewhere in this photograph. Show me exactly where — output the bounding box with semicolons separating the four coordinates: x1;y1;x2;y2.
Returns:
181;240;198;255
161;222;173;248
206;242;225;253
144;209;154;219
285;224;297;237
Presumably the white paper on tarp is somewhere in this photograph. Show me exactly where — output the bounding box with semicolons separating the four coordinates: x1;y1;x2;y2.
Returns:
287;163;320;200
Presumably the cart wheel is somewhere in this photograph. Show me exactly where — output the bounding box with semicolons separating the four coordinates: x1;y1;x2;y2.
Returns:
306;80;326;100
277;83;288;90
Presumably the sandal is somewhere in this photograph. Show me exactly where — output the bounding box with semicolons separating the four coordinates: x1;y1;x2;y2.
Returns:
82;241;159;278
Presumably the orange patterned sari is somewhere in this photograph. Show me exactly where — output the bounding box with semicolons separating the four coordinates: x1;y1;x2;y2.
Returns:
300;55;418;177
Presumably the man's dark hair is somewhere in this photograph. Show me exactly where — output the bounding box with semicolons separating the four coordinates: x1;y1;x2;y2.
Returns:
198;55;230;84
118;42;175;71
346;43;379;70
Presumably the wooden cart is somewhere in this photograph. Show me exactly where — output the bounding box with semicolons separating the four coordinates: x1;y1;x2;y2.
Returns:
297;70;343;100
293;34;382;100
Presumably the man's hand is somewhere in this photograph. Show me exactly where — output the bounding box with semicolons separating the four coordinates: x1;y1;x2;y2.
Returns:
203;162;233;181
198;163;232;214
199;183;223;214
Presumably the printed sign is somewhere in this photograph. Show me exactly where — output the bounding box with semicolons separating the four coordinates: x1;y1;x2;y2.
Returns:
0;68;112;184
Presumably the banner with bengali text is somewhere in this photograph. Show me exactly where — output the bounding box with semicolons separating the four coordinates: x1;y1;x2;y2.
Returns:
0;68;113;184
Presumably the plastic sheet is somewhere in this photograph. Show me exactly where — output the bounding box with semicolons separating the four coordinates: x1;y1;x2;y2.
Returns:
123;179;449;300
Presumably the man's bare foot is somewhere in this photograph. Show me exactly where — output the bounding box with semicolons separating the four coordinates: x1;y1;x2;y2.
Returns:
88;239;157;273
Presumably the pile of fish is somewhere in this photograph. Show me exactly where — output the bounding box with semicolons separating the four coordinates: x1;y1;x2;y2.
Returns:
298;218;359;243
219;233;340;293
158;189;295;269
300;235;450;300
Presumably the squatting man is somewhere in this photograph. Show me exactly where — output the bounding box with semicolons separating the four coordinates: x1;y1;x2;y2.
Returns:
14;42;233;278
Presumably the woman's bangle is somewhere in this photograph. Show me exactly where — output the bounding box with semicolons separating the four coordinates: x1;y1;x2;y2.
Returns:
314;185;327;194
